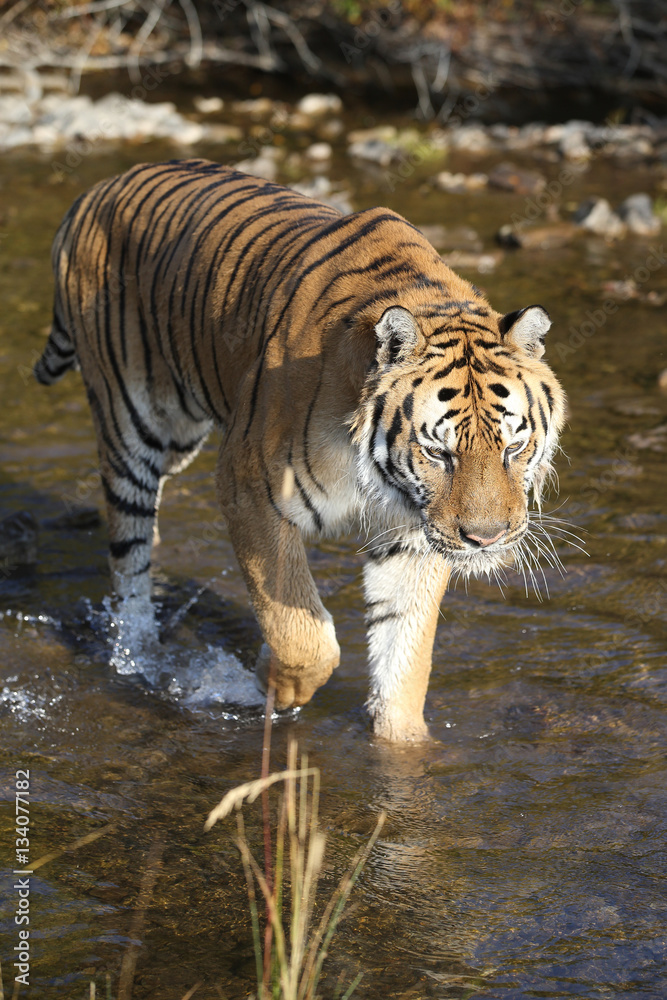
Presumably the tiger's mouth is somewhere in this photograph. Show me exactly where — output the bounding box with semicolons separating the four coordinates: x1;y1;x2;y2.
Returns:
423;523;525;571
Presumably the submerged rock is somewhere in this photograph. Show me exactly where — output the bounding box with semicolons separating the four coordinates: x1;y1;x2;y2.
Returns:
419;224;483;252
617;193;662;236
497;221;578;250
488;161;547;195
0;511;38;570
627;424;667;452
44;507;101;530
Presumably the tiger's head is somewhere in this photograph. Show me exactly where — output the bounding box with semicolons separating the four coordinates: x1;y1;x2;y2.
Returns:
351;298;567;579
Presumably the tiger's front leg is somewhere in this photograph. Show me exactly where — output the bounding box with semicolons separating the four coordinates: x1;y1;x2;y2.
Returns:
219;478;340;709
364;547;451;741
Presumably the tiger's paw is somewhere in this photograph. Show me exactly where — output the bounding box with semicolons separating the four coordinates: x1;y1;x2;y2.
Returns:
255;642;338;710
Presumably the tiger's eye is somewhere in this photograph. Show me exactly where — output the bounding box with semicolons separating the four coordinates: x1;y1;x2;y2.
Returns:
505;442;523;455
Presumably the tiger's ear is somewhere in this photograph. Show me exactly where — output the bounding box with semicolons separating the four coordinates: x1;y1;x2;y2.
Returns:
374;306;426;365
499;305;551;359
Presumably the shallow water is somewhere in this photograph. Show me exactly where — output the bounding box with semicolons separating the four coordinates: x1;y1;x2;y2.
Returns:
1;87;667;999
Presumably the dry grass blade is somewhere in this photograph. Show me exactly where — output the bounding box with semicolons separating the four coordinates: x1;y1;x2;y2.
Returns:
210;739;384;1000
31;822;116;872
204;768;318;830
180;984;202;999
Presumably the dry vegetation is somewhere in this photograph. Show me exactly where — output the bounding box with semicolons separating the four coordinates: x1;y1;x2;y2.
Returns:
0;0;666;114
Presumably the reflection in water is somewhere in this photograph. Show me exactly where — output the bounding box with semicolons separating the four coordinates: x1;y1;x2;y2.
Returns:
1;119;666;998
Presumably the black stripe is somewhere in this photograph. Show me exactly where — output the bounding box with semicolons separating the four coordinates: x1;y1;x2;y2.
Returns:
109;537;148;558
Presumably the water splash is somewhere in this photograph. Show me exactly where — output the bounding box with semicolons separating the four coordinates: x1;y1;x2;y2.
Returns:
89;595;266;711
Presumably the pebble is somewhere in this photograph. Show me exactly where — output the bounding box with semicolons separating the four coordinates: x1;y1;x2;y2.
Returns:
447;125;494;153
317;118;344;141
488;161;546;195
433;170;488;193
348;138;401;166
347;125;397;143
573;197;626;239
231;97;275;116
658;369;667;393
290;176;353;214
418;224;483;252
617;193;662;236
497;222;578;250
0;511;38;569
0;92;210;150
44;507;101;529
441;250;503;273
297;93;343;117
627;424;667;452
193;96;224;114
234;155;278;180
305;141;332;162
204;123;243;143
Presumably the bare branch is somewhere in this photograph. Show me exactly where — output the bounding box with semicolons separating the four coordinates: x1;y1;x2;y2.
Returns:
177;0;202;68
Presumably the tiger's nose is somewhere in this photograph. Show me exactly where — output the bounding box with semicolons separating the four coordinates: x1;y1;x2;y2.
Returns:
460;526;508;548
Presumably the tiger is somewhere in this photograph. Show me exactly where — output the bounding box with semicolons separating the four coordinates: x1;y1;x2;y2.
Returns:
35;158;566;741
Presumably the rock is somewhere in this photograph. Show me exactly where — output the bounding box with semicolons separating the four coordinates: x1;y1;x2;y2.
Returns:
544;120;593;160
0;95;31;125
317;118;344;141
601;279;667;305
348;138;400;166
45;507;101;530
627;424;667;452
617;193;662;236
290;176;353;214
193;96;224;114
611;137;653;162
347;125;397;144
0;512;38;570
497;222;578;250
441;250;503;274
448;126;493;153
231;97;275;116
234;155;278;180
433;170;488;193
658;369;667;393
418;224;483;252
297;93;343;117
204;123;243;143
559;128;592;161
305;141;332;162
487;161;547;195
573;197;626;238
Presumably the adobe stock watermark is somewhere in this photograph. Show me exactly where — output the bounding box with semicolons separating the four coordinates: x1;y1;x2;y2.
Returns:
555;243;667;362
14;769;32;988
